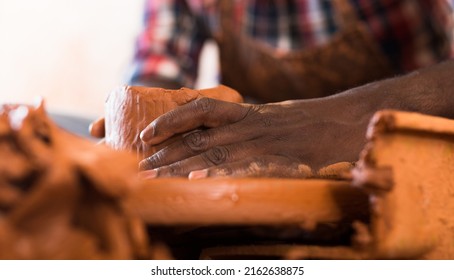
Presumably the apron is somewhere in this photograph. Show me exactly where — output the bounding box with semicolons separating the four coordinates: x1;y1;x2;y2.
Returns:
214;0;394;102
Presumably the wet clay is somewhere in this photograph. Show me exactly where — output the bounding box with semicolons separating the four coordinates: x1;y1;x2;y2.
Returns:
3;100;454;260
0;102;148;259
104;85;243;159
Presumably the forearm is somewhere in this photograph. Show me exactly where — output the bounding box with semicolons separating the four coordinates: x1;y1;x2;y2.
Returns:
135;60;454;176
389;59;454;119
309;59;454;124
269;59;454;165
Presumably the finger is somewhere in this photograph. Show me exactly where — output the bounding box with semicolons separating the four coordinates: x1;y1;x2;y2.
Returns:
188;156;313;179
139;124;255;170
138;170;157;180
140;98;251;145
139;132;202;171
146;133;186;158
146;141;267;177
89;117;105;138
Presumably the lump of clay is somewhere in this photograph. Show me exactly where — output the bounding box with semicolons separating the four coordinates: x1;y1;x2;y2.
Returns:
0;101;148;259
104;85;243;159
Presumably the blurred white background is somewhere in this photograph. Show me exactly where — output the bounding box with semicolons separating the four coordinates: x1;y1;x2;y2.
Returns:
0;0;144;118
0;0;219;137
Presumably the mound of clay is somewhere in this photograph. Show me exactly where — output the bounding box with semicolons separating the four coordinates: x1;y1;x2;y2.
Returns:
0;102;147;259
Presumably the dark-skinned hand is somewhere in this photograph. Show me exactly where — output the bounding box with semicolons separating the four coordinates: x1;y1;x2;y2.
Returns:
138;97;370;179
89;61;454;179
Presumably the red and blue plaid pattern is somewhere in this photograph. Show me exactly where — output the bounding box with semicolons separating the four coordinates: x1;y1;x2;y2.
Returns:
129;0;453;89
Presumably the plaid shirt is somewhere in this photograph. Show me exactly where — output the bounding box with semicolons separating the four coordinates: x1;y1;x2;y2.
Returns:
129;0;454;88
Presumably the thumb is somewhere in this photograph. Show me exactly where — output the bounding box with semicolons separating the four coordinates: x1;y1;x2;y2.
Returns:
89;117;105;138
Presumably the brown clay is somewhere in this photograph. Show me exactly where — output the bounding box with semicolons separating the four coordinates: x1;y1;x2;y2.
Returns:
125;178;369;226
126;110;454;260
315;161;355;179
351;110;454;259
104;85;243;159
4;100;454;260
0;102;148;259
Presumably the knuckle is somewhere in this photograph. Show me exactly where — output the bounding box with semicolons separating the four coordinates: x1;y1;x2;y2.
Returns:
202;146;229;166
195;97;216;114
156;109;181;132
140;152;165;170
139;156;156;170
150;153;163;165
167;163;180;175
250;104;265;115
183;131;209;153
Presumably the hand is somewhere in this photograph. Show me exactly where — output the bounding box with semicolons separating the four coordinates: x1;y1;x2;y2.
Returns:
138;97;369;179
89;117;105;138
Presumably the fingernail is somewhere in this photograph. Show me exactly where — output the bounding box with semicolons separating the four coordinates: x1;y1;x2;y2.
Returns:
140;125;154;142
139;169;158;179
189;169;208;180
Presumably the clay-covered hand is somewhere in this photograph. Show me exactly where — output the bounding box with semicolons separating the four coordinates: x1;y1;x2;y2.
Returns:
138;98;369;178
